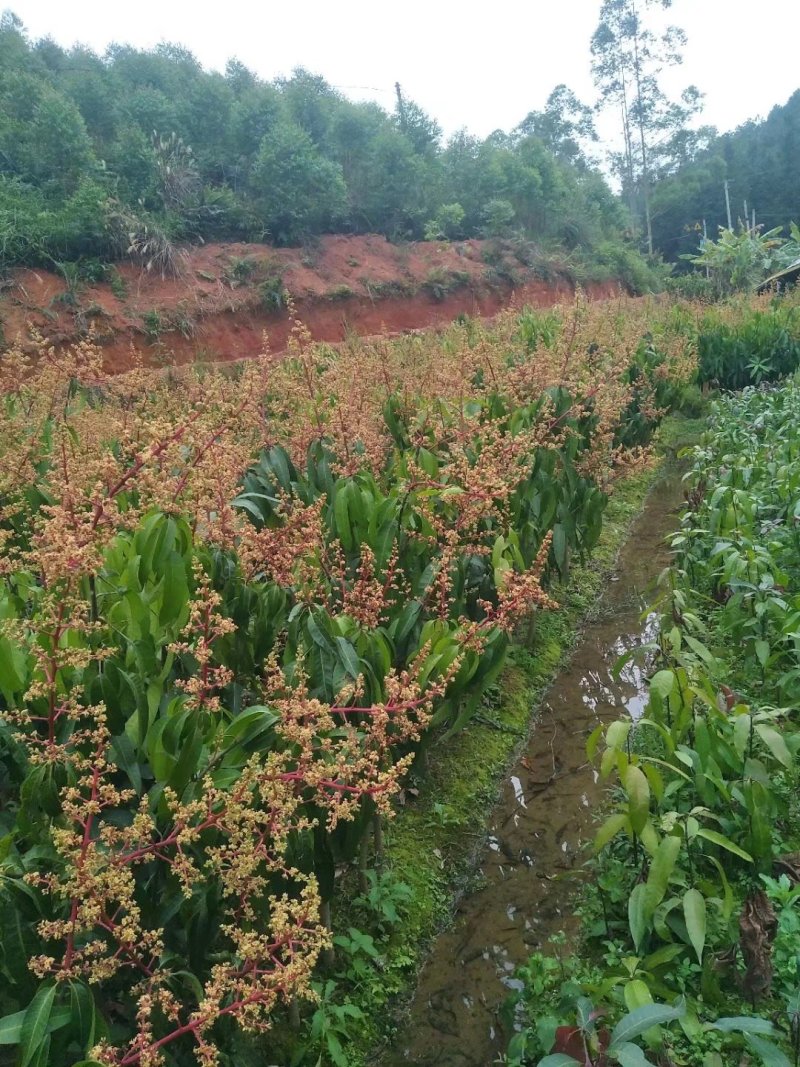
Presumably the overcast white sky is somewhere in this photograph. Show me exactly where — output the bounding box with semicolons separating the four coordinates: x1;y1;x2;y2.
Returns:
12;0;800;146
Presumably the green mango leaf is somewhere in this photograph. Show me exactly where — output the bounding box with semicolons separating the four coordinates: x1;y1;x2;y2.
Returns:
683;888;706;963
68;981;96;1053
552;523;568;574
595;813;629;853
333;483;357;552
624;765;651;835
743;1035;791;1066
0;1006;71;1048
334;637;361;681
606;720;631;752
645;834;681;915
733;714;752;759
707;855;734;921
19;985;56;1067
586;723;604;761
695;828;753;863
110;732;142;793
0;633;28;704
754;640;770;669
754;724;792;768
642;943;685;969
711;1016;778;1035
609;1002;685;1049
628;883;650;952
623;979;653;1014
650;670;676;700
614;1043;656;1066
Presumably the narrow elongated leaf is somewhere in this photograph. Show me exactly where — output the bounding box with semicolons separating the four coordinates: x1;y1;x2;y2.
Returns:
683;889;706;963
0;1006;71;1046
711;1016;778;1035
696;828;753;863
68;981;96;1052
334;637;361;681
19;985;56;1067
628;883;650;951
707;856;734;921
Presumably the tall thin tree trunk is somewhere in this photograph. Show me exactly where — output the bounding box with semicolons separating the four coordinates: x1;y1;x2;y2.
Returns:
630;0;654;255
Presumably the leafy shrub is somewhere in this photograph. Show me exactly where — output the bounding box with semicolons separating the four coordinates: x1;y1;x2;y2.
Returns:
0;298;692;1066
587;240;667;294
259;272;287;310
422;267;469;301
326;284;353;301
223;254;259;287
480;199;516;238
697;299;800;389
423;202;465;241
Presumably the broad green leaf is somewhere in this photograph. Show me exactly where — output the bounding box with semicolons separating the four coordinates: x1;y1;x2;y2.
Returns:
586;723;604;761
614;1043;656;1066
623;979;653;1013
644;945;685;972
754;724;792;768
683;889;706;963
624;765;651;835
609;1002;685;1049
650;670;676;700
645;834;681;914
744;1034;791;1066
607;720;631;751
110;733;142;793
0;1010;25;1045
595;813;629;852
536;1056;580;1066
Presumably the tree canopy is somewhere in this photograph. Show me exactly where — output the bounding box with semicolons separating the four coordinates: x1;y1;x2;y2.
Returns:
0;11;630;273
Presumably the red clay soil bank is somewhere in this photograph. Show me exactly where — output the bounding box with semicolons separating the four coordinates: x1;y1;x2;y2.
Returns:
0;235;621;374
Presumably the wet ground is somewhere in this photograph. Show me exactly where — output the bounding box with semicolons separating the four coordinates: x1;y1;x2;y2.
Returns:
383;472;683;1067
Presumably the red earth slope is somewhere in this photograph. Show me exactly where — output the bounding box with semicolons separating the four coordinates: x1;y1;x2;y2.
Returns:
0;235;620;373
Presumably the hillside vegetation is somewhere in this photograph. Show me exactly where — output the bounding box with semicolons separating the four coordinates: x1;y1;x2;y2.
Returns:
0;12;656;288
652;91;800;264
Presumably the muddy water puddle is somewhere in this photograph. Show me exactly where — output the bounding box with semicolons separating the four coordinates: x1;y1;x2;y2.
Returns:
383;473;683;1067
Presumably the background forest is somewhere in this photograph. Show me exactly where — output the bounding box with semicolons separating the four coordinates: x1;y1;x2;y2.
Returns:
0;5;798;286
